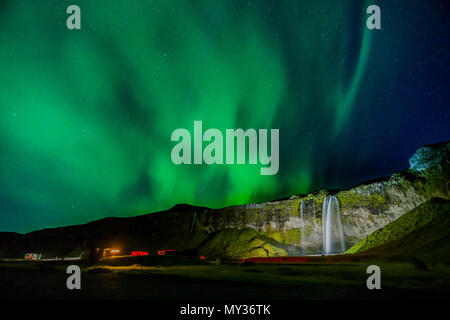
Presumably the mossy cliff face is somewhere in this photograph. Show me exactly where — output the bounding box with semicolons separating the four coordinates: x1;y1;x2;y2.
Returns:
192;141;449;256
193;172;428;255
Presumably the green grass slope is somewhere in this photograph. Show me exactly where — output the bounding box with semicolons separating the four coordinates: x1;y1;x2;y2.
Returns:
346;198;450;264
198;228;288;259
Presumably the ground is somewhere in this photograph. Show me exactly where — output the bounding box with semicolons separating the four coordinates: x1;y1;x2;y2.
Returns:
1;256;449;300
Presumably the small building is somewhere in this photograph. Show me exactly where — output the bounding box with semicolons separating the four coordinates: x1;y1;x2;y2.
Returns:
131;251;149;256
101;248;121;258
24;253;41;260
82;247;123;261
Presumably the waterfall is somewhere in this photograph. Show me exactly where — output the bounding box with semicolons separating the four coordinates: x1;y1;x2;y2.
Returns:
190;212;197;234
300;200;305;222
299;200;306;251
300;199;316;221
298;199;320;254
322;196;345;254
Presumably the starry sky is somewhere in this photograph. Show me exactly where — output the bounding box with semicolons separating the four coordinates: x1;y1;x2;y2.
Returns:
0;0;449;233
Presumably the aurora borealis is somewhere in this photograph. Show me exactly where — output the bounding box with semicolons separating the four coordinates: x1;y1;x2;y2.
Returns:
0;0;449;233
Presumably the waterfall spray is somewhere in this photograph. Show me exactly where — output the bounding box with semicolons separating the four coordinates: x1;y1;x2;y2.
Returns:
298;199;321;255
299;200;305;251
322;196;345;254
300;200;305;222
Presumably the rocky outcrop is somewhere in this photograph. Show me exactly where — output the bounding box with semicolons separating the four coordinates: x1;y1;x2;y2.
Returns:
0;140;448;259
197;229;288;259
409;141;450;175
408;140;450;199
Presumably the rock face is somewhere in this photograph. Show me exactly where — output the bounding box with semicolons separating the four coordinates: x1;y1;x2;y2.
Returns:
195;171;429;256
0;141;449;259
408;140;450;199
409;141;450;174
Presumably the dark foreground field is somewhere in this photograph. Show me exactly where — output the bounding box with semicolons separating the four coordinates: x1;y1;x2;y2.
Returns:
1;256;449;300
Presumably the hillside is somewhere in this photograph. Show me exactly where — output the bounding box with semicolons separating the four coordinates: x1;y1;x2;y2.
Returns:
346;198;450;264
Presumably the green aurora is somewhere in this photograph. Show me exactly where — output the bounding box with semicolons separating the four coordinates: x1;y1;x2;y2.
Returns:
0;0;449;232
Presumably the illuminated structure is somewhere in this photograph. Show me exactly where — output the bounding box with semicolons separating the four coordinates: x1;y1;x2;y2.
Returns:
24;253;41;260
131;251;149;256
99;248;121;259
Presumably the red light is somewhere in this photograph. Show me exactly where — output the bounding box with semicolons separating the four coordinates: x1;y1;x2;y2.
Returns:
200;256;206;260
240;257;309;263
131;251;149;256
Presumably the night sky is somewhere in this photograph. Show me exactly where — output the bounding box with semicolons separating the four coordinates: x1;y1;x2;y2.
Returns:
0;0;449;233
